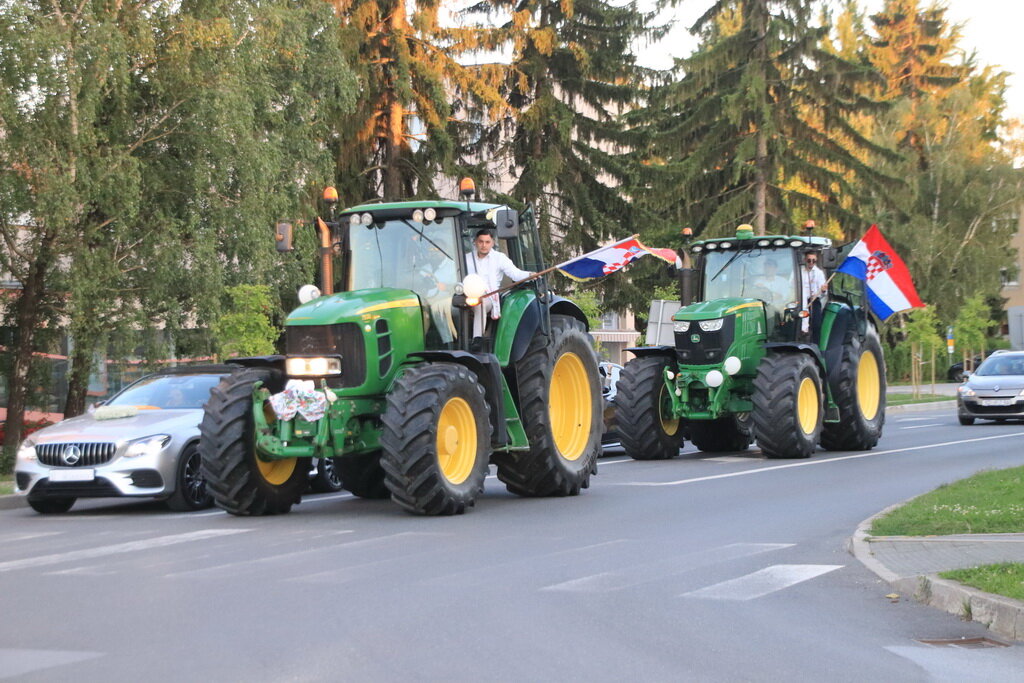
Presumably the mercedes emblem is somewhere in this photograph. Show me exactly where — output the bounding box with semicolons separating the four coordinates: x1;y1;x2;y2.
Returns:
61;445;82;466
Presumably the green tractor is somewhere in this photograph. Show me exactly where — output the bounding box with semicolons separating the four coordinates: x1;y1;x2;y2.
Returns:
617;224;885;460
198;183;602;515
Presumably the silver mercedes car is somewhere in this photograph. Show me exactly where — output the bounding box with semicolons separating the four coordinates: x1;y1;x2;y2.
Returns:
14;366;235;513
956;351;1024;425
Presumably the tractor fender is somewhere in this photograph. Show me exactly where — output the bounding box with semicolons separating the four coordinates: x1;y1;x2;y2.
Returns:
494;291;543;366
548;295;589;331
761;342;828;386
626;346;676;359
404;350;508;447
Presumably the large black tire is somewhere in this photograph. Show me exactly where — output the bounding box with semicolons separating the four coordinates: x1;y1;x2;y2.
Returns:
199;368;310;516
820;325;886;451
752;353;823;459
688;414;753;453
166;443;213;511
28;497;76;514
380;363;491;515
958;414;975;426
335;452;389;499
309;457;345;493
615;355;684;460
494;315;602;496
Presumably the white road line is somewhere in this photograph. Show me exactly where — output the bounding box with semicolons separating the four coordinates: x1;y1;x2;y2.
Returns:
0;529;251;574
896;416;941;422
0;531;63;543
681;564;843;600
542;542;794;593
0;649;103;679
900;423;943;430
616;431;1024;487
702;456;764;463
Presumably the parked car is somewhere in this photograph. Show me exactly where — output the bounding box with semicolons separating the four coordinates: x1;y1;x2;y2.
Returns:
956;351;1024;425
947;350;1009;382
14;365;237;513
599;362;623;445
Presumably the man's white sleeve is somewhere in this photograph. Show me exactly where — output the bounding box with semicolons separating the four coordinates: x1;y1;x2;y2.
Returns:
495;251;532;282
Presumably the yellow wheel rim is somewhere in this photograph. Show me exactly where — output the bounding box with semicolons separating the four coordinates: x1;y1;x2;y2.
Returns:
797;377;819;435
548;352;592;461
257;456;298;486
857;350;881;421
436;397;478;485
659;383;679;436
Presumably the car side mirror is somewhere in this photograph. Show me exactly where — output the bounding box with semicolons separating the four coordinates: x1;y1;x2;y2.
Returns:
275;222;294;252
493;209;519;239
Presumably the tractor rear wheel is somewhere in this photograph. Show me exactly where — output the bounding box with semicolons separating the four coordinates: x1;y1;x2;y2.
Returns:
199;368;309;516
380;363;491;515
820;326;886;451
752;353;823;459
495;314;602;496
688;414;752;453
615;355;683;460
335;452;389;499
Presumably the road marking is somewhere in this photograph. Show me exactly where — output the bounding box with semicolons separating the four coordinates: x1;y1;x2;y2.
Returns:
0;649;103;678
681;564;843;600
542;543;794;593
0;529;251;573
702;455;764;463
616;431;1024;487
896;416;941;422
0;531;63;543
900;423;943;430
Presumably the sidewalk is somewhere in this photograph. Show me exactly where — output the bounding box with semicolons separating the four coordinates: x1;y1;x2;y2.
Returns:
851;508;1024;642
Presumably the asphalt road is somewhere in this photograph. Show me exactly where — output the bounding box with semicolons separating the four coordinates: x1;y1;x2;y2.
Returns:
3;405;1024;682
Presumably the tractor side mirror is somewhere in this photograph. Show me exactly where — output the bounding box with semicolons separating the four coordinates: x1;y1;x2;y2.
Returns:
493;209;519;239
819;247;839;269
275;222;294;252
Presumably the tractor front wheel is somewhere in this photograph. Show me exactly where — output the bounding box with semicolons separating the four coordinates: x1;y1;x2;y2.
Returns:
688;413;753;453
752;353;823;459
380;363;491;515
615;355;683;460
494;315;602;496
335;452;389;499
199;368;309;515
820;326;886;451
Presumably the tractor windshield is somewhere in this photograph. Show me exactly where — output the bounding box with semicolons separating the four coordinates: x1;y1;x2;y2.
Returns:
346;218;459;299
704;249;799;323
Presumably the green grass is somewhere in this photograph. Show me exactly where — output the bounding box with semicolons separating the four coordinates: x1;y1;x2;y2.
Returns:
0;476;12;496
886;393;955;406
870;465;1024;536
941;563;1024;602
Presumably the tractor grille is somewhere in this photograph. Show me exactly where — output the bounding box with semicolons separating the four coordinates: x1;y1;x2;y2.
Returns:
675;316;736;365
285;323;366;387
37;442;116;467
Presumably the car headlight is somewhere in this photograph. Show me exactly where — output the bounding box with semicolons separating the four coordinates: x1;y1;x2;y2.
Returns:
124;435;171;458
16;437;37;462
958;386;976;397
673;320;690;333
699;318;724;332
286;357;342;377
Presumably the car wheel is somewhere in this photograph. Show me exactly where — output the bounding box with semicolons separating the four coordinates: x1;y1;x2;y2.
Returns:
28;497;76;514
167;444;213;511
958;414;975;426
310;457;345;493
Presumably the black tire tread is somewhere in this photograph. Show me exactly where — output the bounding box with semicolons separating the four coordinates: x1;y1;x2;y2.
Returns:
752;353;822;459
820;326;886;451
615;356;683;460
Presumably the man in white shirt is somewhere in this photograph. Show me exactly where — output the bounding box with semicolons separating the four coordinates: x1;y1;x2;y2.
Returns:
801;252;827;335
465;230;535;337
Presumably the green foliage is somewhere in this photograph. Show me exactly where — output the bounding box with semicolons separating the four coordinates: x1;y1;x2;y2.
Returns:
871;465;1024;536
213;285;281;359
904;306;944;353
941;564;1024;602
954;294;990;356
569;289;605;331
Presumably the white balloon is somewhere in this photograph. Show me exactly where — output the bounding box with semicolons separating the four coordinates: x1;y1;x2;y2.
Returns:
462;273;487;298
297;284;322;304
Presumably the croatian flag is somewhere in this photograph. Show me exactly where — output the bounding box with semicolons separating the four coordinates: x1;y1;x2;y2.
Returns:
557;235;677;282
836;225;923;320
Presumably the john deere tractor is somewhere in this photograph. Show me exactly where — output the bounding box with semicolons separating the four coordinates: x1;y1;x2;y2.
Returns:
198;182;602;516
617;224;885;460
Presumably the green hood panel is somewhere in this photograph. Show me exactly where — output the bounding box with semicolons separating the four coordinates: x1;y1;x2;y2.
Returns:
673;298;762;321
286;288;421;327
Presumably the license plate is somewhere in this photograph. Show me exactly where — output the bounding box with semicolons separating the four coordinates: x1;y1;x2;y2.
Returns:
49;468;95;482
978;399;1014;407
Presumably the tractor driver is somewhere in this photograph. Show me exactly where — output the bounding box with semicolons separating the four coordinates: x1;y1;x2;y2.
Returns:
753;258;793;305
465;229;535;338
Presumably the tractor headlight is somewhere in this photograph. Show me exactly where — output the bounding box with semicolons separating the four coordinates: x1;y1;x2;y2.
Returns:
673;320;690;333
286;357;342;377
424;207;437;221
349;214;360;226
958;385;976;397
705;370;724;387
412;209;425;223
360;212;373;226
125;434;171;458
699;318;724;332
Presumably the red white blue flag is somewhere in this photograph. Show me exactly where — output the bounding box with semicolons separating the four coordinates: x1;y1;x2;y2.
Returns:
557;235;677;282
836;225;923;320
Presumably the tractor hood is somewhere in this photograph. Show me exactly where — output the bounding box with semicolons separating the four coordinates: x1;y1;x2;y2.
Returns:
286;288;422;327
673;298;763;321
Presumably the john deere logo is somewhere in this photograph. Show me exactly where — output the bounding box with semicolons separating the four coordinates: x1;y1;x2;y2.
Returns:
61;445;82;466
690;334;700;344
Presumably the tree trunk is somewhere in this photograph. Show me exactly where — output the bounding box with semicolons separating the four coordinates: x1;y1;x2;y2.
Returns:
63;339;95;418
750;0;769;236
382;0;407;201
754;129;768;236
1;235;54;472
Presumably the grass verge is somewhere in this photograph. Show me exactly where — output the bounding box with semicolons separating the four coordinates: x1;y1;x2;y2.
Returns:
0;475;13;496
886;394;955;406
870;465;1024;536
941;563;1024;602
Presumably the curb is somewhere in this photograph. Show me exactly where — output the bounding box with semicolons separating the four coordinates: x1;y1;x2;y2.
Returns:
885;399;956;414
850;507;1024;642
0;494;25;511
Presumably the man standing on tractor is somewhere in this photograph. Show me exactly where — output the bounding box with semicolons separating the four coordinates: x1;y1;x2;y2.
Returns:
802;251;828;337
466;229;535;337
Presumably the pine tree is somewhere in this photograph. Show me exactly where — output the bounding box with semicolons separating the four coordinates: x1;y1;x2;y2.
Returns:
634;0;899;238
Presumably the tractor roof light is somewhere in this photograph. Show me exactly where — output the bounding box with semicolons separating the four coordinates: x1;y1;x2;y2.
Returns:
349;214;360;226
773;239;786;246
719;241;733;249
412;209;424;223
756;239;770;247
322;186;339;205
735;224;754;240
459;177;476;197
360;212;373;226
691;245;703;253
424;207;437;221
705;243;718;250
789;240;803;247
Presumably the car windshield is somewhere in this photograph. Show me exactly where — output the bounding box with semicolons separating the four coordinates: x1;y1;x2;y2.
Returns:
975;355;1024;377
704;249;798;319
106;374;226;409
347;218;458;298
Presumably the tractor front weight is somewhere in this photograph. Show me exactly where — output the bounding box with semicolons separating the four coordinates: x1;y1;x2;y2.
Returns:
663;366;754;421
